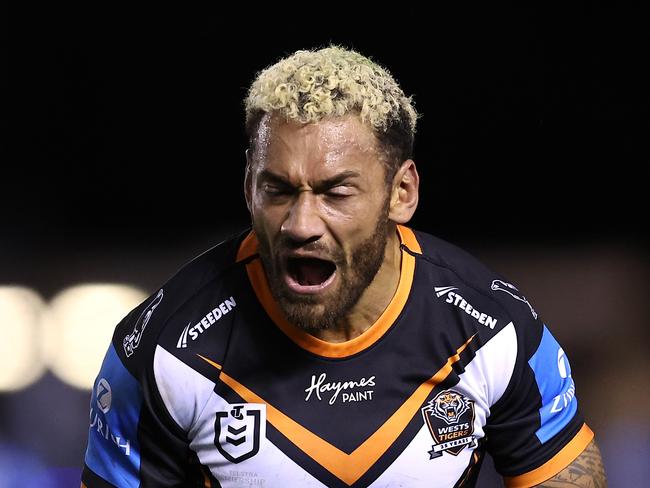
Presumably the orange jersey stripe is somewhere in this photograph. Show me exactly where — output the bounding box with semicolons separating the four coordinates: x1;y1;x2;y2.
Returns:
199;333;475;485
504;423;594;488
201;466;212;488
235;231;257;262
397;225;422;254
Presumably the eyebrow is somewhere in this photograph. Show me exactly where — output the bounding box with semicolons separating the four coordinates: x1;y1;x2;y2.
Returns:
258;169;361;191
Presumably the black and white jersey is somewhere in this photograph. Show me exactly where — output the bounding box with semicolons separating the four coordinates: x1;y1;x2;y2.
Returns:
82;226;593;488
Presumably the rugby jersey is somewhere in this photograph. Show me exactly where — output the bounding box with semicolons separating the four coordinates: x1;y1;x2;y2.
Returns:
82;225;593;487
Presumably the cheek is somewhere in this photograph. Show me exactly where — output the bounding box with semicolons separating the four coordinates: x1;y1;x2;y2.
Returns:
252;203;295;246
327;205;385;258
318;190;386;223
330;195;388;229
319;203;356;224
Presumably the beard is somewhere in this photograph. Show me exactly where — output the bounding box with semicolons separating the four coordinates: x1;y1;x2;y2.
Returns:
254;202;391;331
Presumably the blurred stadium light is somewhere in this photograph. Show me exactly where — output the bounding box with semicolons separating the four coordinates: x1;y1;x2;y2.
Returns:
42;284;147;390
0;284;146;392
0;287;47;391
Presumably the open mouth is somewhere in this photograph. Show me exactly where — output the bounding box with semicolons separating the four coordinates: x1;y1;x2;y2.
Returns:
285;257;337;293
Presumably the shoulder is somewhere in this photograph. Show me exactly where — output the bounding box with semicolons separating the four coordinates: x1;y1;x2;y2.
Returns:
409;228;542;338
110;228;250;375
83;232;251;485
89;228;252;437
406;227;551;408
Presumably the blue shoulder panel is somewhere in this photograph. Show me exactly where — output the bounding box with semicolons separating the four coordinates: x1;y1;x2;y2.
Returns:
528;325;578;444
84;344;142;487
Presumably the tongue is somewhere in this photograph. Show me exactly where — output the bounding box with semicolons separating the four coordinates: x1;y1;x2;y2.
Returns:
295;259;333;286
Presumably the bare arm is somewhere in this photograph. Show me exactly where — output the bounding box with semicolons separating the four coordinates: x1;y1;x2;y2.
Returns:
536;439;607;487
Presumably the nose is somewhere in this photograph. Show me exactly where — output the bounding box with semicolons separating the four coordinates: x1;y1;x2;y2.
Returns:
280;191;325;245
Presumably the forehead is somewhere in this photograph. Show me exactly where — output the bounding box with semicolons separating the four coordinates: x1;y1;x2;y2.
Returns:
254;113;382;174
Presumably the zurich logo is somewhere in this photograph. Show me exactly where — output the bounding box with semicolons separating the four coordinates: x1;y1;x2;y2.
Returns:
96;378;112;414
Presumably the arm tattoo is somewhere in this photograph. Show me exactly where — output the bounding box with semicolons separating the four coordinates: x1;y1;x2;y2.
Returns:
536;439;607;487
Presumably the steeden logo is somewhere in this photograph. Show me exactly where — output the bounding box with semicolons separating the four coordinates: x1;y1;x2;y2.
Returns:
434;286;498;329
177;296;237;348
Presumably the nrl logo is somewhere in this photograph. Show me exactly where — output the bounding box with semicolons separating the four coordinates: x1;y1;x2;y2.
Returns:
422;390;478;459
214;404;265;463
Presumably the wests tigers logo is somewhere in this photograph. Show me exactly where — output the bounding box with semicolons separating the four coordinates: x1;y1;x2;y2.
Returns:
431;391;470;424
422;390;477;459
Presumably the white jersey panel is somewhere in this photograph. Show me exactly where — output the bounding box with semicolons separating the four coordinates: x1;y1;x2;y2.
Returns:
154;345;328;487
154;345;217;432
369;322;517;487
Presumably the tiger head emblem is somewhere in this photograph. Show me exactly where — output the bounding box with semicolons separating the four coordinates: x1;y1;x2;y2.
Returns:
429;391;470;425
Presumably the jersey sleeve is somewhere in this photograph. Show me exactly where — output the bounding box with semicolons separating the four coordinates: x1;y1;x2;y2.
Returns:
81;340;145;488
81;291;197;488
484;302;594;487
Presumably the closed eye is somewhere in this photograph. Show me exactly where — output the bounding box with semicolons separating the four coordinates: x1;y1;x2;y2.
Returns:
262;184;293;196
324;185;355;198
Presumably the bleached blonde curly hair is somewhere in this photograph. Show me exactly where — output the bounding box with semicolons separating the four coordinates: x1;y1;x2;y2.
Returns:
245;46;418;183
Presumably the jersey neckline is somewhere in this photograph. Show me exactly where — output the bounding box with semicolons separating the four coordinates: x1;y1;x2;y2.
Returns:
236;225;421;359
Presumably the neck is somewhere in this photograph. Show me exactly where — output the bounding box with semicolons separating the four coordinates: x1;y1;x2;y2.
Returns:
308;226;402;343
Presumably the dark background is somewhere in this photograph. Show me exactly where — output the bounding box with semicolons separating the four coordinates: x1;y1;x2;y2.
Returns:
7;5;647;250
2;5;648;487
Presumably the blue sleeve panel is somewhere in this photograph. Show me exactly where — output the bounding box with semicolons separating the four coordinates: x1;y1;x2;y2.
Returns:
528;325;578;444
84;344;142;487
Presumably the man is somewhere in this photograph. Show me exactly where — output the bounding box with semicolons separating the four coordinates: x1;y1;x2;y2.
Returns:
82;46;606;487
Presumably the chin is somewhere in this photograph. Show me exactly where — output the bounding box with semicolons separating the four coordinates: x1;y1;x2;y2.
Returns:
280;301;338;331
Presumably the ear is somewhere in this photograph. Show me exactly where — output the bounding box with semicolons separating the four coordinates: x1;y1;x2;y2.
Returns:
388;159;419;224
244;149;253;214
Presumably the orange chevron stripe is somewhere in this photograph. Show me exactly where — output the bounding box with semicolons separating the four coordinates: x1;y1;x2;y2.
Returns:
201;466;213;488
199;334;475;486
197;354;222;370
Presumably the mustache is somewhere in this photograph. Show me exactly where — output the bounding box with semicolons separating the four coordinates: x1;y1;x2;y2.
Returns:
272;239;343;264
280;239;328;253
